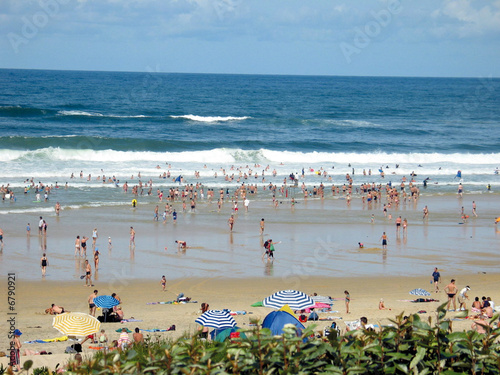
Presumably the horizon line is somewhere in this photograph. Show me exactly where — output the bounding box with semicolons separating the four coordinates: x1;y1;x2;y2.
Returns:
0;67;498;80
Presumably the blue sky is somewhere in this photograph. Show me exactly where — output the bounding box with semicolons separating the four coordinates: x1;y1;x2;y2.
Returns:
1;0;499;77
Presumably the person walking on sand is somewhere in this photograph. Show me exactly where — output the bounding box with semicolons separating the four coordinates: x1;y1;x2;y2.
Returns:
395;216;402;234
458;285;470;311
228;215;235;231
84;260;92;287
344;290;350;314
88;289;98;316
0;227;3;247
444;279;458;311
380;232;388;249
472;201;478;217
260;218;265;235
92;228;98;248
40;253;48;276
160;275;166;291
38;216;44;235
130;226;135;246
432;267;441;293
75;235;81;257
423;206;429;220
81;236;88;257
94;249;99;270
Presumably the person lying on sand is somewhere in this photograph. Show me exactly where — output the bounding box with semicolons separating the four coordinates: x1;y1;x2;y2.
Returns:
45;304;67;314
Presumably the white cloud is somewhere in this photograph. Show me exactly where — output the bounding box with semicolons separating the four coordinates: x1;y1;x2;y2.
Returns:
432;0;500;37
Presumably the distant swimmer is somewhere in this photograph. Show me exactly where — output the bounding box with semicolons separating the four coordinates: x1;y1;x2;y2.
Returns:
175;240;187;251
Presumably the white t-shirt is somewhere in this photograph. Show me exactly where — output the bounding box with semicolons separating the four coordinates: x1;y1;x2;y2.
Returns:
459;287;468;298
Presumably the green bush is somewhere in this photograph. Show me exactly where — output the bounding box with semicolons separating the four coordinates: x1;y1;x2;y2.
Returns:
60;303;500;374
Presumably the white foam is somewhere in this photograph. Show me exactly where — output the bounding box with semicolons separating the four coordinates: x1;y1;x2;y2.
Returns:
170;115;250;122
57;111;148;118
1;147;500;167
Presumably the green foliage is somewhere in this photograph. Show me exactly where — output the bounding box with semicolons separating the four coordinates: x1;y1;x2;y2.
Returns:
63;310;500;374
32;366;50;375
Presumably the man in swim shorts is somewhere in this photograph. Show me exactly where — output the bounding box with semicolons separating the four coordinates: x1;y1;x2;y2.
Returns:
444;279;458;311
380;232;388;249
88;289;98;316
84;260;92;287
432;267;441;293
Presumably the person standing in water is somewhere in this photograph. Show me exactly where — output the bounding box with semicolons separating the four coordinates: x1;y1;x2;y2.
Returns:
40;253;48;276
380;232;388;249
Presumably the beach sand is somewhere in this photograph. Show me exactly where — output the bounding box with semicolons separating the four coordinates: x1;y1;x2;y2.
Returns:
1;273;500;372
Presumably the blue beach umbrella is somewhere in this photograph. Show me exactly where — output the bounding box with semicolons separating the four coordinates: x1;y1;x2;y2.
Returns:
263;290;315;310
93;295;120;309
409;288;431;297
195;310;236;329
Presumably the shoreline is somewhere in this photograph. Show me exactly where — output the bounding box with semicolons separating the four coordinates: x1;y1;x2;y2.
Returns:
1;192;499;282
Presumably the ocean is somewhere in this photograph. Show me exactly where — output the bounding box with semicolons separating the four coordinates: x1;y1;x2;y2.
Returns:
0;69;499;281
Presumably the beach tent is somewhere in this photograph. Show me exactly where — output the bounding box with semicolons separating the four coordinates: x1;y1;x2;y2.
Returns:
262;310;305;336
210;327;247;342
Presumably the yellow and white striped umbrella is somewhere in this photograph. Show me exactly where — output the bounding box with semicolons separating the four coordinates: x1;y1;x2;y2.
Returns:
52;312;100;337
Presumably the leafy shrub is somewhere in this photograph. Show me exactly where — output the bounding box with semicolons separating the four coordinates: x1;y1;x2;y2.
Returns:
52;303;500;374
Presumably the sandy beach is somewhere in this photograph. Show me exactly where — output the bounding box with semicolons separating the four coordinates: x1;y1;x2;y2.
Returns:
2;273;500;372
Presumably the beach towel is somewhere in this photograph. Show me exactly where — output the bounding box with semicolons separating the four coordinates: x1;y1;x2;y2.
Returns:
251;301;263;307
120;319;143;323
89;346;117;350
141;325;176;332
229;311;249;315
24;336;68;344
147;300;198;305
319;316;343;321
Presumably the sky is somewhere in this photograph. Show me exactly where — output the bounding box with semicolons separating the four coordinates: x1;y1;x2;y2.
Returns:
0;0;499;77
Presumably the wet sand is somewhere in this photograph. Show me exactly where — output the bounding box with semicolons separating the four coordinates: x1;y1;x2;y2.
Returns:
0;192;499;282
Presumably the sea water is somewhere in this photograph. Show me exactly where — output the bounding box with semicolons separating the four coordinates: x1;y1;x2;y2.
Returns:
0;69;499;281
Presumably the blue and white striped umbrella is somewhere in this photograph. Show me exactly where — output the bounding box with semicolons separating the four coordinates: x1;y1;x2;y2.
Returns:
263;290;315;310
195;310;236;329
409;288;431;297
93;295;120;309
